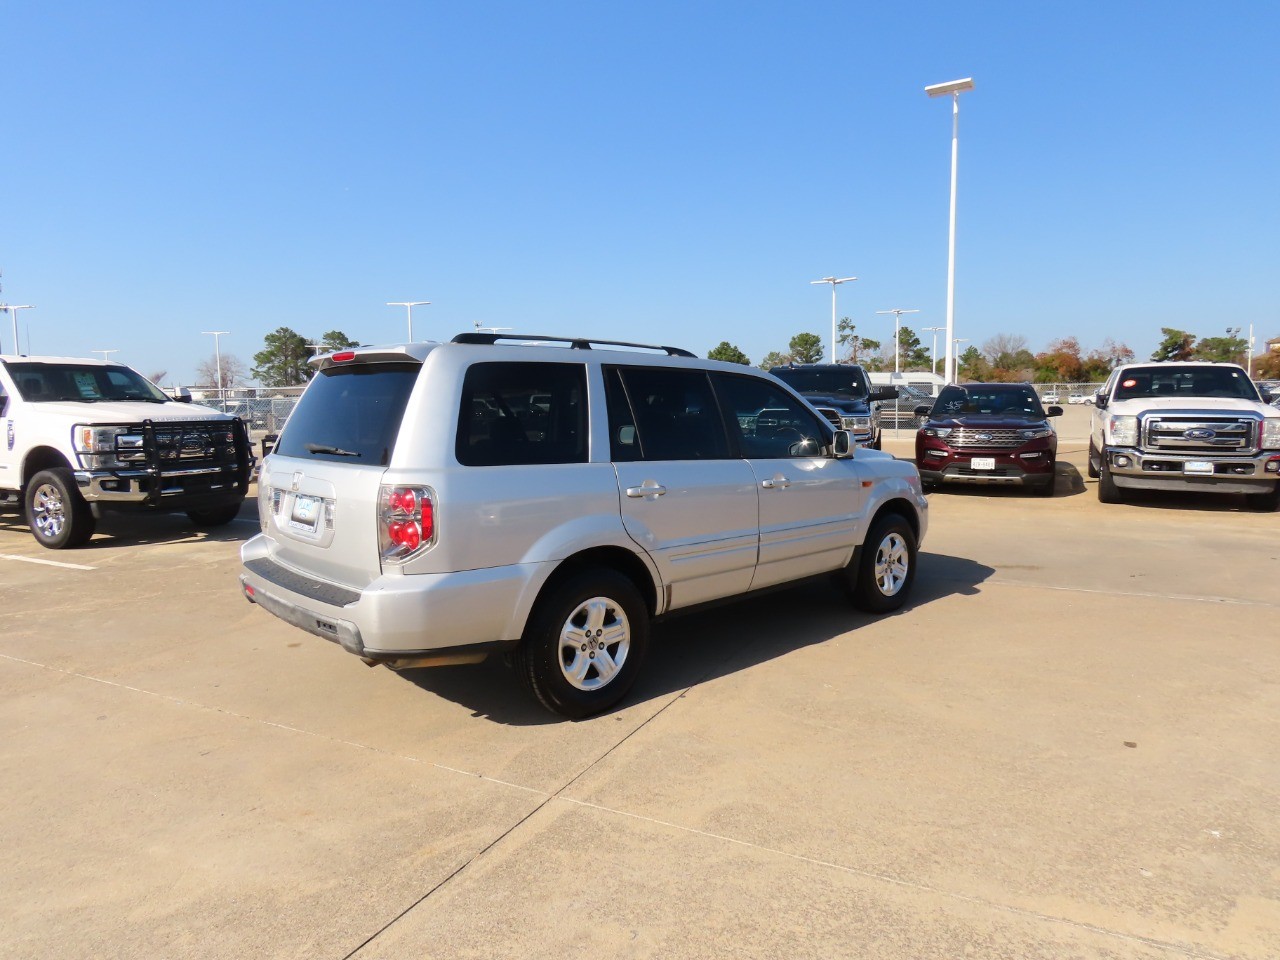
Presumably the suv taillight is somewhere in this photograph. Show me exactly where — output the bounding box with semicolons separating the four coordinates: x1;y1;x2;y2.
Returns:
379;484;435;563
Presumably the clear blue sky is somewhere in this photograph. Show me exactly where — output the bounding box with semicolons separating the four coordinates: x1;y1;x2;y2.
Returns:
3;1;1277;385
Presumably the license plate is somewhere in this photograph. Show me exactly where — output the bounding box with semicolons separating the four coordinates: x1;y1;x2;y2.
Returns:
289;494;321;530
1183;461;1214;476
971;457;996;471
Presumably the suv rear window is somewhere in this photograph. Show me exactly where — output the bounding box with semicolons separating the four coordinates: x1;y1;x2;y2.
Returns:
274;362;420;465
456;362;587;466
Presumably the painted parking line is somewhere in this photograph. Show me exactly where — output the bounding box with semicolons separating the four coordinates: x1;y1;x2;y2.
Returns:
0;553;97;571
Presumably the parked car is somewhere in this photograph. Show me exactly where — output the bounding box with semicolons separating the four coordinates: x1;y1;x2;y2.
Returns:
1042;392;1060;404
768;363;898;449
876;384;935;431
241;334;930;718
915;382;1062;496
1068;392;1087;405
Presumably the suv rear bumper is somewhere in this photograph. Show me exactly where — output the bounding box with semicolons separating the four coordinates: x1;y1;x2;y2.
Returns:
239;540;534;660
1104;446;1280;493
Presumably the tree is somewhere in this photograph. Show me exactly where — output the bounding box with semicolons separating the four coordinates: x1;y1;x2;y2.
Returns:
196;353;247;389
1081;338;1135;382
1033;337;1084;383
896;326;931;370
957;345;987;381
837;317;880;364
980;334;1035;382
252;327;312;387
1255;350;1280;379
1193;332;1248;364
707;341;750;365
759;350;791;371
1152;328;1195;362
319;330;359;351
789;332;824;365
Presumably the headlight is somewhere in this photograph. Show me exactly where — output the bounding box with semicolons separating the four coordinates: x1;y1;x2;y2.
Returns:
841;416;872;431
1262;418;1280;450
923;427;952;438
73;425;128;469
1019;426;1054;440
1109;415;1138;446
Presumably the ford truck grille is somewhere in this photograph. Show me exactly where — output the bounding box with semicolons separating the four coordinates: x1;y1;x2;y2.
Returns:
948;428;1023;448
813;407;842;430
1141;416;1256;455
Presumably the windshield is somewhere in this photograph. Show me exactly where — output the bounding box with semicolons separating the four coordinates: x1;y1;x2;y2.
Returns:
772;367;869;398
1112;366;1261;402
932;384;1046;420
5;362;170;403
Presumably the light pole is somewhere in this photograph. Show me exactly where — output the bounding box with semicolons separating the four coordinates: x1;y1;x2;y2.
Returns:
953;338;969;379
876;309;920;374
1;304;34;356
810;276;857;362
1247;322;1255;378
922;325;945;377
926;76;975;384
202;330;229;413
387;300;430;342
92;349;119;362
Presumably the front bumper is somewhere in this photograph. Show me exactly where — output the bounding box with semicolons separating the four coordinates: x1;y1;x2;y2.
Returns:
74;464;250;503
916;443;1055;486
1104;447;1280;494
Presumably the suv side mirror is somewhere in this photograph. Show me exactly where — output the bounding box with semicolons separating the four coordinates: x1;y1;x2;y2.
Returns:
1046;405;1063;417
869;386;899;402
831;430;853;459
1093;392;1109;410
912;404;931;417
173;387;193;404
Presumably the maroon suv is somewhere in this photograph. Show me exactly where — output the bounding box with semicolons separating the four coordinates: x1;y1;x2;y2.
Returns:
914;383;1063;496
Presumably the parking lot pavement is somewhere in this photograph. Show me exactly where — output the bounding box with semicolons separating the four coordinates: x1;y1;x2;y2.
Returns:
2;453;1278;960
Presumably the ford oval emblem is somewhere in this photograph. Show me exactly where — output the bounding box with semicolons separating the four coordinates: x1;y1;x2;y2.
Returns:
1184;428;1215;440
974;432;992;442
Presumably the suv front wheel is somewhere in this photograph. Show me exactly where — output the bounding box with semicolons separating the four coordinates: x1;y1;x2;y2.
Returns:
515;570;650;718
843;513;916;613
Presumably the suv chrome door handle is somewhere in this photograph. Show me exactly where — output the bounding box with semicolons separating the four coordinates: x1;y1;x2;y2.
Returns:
761;477;791;490
626;483;667;498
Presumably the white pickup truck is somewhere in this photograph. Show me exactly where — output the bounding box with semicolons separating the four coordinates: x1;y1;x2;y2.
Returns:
1088;361;1280;509
0;356;254;548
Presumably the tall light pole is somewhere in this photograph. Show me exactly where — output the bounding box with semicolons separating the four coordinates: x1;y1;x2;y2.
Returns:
1;304;34;356
876;308;920;374
810;276;857;362
926;76;975;384
202;330;229;413
1247;322;1255;379
92;349;119;362
387;300;430;342
922;325;945;377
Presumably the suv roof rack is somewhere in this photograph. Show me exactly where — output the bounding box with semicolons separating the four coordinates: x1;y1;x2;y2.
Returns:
451;332;696;358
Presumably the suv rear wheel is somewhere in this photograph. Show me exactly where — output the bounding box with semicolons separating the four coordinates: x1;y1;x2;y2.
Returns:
515;570;650;718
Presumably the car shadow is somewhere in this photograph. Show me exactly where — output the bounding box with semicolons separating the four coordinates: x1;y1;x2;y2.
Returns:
0;504;257;550
1075;479;1272;513
394;551;996;725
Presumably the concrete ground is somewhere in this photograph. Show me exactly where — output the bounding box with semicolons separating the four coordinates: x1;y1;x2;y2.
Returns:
2;403;1277;959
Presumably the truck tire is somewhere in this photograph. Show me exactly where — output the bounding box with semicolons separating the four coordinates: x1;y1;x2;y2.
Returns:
25;468;96;549
1098;457;1123;504
186;500;245;527
1244;484;1280;512
514;569;649;719
1087;440;1100;479
844;513;916;613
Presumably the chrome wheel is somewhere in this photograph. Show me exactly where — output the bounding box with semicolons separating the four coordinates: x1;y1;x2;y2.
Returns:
558;596;631;691
873;532;909;597
31;481;68;540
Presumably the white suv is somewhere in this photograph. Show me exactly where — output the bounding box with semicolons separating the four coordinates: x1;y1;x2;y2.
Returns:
240;334;929;717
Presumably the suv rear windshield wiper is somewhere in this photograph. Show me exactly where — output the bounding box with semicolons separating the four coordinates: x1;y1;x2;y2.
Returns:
305;443;361;458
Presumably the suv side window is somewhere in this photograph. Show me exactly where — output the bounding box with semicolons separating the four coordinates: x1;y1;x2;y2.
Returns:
607;366;730;461
712;372;828;459
456;362;587;467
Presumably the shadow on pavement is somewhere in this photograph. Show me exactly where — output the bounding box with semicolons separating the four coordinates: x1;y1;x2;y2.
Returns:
395;551;996;725
0;501;256;550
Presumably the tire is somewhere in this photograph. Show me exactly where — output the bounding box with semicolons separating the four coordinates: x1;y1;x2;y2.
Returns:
514;570;649;719
1244;484;1280;512
186;499;245;527
845;513;917;613
1086;440;1100;479
25;468;96;549
1033;471;1057;497
871;434;882;451
1098;457;1123;504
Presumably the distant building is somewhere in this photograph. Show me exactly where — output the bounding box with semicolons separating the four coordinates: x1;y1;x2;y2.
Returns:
1266;335;1280;354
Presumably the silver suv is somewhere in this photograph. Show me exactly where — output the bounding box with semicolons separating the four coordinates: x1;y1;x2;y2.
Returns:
240;334;929;717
